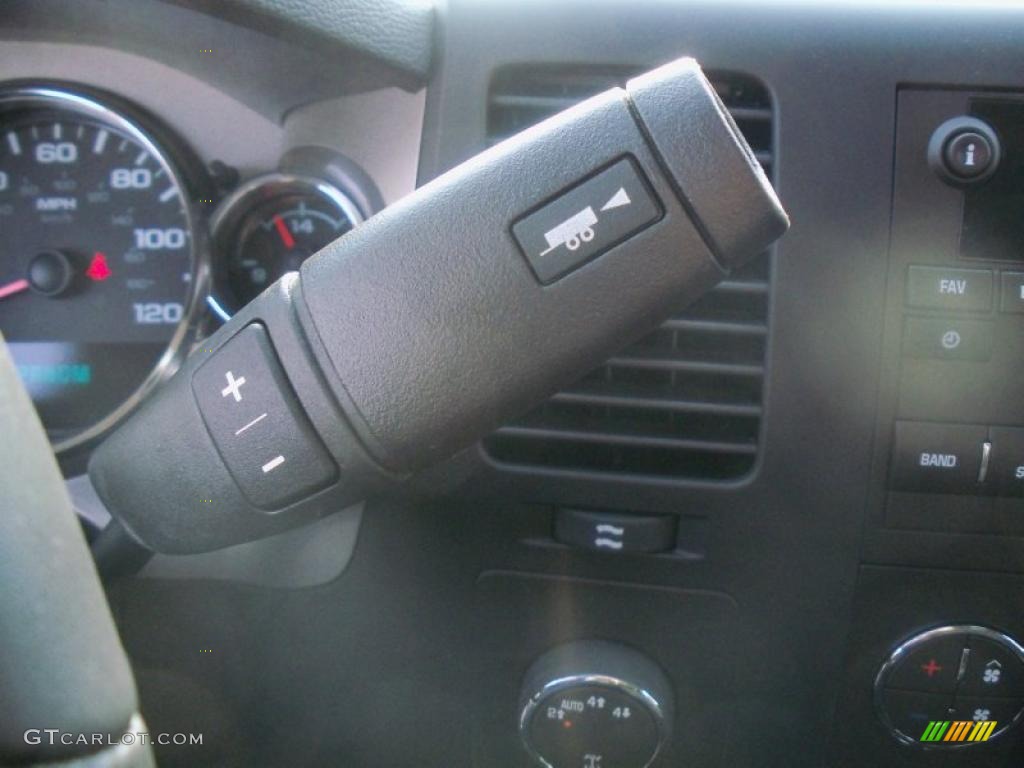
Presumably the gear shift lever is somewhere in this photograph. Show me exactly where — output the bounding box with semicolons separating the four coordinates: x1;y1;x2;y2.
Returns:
89;57;788;553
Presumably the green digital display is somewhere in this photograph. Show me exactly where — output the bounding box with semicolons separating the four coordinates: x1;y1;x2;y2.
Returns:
17;363;92;386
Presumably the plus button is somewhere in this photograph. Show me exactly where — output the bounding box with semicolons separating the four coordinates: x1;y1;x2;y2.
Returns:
220;371;246;402
921;659;943;678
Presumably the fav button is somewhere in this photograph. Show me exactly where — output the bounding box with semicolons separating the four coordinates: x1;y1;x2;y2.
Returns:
890;421;987;494
906;266;993;312
887;633;966;694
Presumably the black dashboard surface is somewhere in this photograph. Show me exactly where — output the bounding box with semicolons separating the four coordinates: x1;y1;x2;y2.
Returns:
8;1;1024;766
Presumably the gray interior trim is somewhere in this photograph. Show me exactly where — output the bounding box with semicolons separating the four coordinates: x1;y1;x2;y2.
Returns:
70;475;363;587
1;0;425;115
163;0;435;79
138;503;364;587
0;42;425;208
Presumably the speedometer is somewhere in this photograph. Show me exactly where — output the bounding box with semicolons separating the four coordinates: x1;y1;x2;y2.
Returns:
0;87;205;453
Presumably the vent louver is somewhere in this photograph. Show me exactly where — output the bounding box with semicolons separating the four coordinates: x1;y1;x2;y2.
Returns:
483;66;775;481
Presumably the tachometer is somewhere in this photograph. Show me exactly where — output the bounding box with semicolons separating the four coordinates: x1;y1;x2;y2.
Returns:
0;87;205;452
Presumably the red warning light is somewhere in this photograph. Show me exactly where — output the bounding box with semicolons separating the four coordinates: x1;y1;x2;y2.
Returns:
85;252;112;282
562;720;573;729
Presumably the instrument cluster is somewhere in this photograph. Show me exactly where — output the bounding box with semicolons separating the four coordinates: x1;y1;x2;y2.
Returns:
0;83;371;458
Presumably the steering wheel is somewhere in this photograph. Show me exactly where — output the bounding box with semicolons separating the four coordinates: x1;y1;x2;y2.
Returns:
0;335;153;768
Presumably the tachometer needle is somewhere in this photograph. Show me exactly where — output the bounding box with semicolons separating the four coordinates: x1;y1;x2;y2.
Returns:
273;215;296;249
0;278;30;301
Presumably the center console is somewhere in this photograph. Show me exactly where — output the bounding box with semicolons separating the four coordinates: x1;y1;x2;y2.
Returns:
832;87;1024;766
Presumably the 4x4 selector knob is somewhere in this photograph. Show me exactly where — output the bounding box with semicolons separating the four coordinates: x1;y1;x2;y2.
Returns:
518;641;673;768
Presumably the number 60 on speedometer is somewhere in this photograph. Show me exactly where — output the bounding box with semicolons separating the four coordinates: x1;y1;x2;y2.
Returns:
0;87;206;453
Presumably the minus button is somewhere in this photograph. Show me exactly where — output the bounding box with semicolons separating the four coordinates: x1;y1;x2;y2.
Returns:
261;455;285;474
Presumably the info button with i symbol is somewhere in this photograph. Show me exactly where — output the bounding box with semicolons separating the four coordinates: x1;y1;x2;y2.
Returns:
929;116;1001;187
945;132;993;179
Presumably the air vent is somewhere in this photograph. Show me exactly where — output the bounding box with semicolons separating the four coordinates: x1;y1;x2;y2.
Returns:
482;65;776;481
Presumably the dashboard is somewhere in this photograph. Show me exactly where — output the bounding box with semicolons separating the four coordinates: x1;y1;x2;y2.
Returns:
0;26;423;471
8;1;1024;767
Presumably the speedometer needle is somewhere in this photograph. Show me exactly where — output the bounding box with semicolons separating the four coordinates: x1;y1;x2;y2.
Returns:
273;215;296;249
0;278;30;301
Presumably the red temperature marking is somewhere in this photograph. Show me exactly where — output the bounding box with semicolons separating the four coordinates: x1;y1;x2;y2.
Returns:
273;215;296;249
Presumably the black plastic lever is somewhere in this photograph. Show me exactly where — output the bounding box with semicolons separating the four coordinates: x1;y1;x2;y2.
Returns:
89;57;788;554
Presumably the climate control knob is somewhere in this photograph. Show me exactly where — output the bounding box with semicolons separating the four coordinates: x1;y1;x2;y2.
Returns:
518;641;672;768
875;625;1024;746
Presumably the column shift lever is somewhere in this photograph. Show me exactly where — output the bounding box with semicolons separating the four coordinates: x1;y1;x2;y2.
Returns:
89;57;788;553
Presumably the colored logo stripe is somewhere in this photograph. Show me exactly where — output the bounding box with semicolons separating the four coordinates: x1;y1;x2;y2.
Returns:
921;721;949;741
969;721;997;742
921;720;997;742
945;721;971;741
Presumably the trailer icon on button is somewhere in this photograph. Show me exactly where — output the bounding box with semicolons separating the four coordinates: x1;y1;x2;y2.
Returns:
513;158;661;283
536;188;636;257
539;207;598;255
